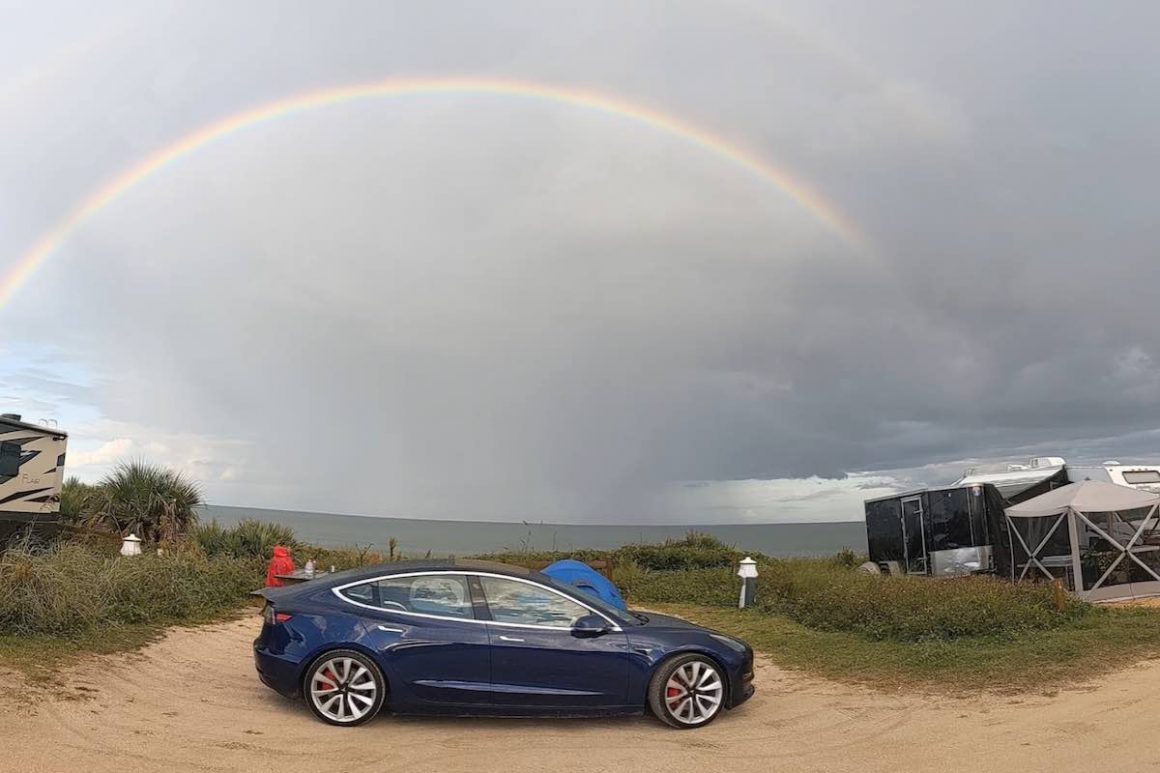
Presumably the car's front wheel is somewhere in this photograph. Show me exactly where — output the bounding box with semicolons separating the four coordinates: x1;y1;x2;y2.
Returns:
304;649;385;726
648;654;726;729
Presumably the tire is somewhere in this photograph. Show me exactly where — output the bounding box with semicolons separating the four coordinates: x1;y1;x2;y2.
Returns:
303;649;386;727
648;653;727;729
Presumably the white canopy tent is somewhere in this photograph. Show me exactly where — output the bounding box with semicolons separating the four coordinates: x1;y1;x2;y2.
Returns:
1005;481;1160;601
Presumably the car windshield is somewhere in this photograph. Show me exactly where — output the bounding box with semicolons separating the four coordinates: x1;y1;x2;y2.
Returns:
534;573;641;626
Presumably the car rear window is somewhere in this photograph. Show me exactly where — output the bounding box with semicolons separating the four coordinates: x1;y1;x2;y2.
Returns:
338;574;475;620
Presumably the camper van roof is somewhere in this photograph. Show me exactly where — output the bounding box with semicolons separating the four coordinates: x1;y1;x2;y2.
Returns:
0;415;68;436
954;465;1066;501
955;468;1062;485
862;483;995;504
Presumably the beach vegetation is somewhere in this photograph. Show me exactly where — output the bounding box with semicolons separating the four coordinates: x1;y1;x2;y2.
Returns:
5;509;1160;693
69;461;203;542
623;557;1160;691
192;518;301;560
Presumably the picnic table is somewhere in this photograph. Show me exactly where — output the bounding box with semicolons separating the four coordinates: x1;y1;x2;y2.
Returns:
275;569;332;585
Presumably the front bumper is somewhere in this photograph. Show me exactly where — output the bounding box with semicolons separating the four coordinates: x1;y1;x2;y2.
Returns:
727;649;756;708
730;666;756;707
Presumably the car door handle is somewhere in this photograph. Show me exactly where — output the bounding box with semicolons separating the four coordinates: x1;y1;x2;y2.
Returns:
377;625;405;634
498;635;525;642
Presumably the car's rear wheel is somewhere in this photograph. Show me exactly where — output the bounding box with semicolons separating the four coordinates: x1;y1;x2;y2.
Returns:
304;649;385;726
648;654;726;729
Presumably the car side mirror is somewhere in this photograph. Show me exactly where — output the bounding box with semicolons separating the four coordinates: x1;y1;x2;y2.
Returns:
572;613;610;637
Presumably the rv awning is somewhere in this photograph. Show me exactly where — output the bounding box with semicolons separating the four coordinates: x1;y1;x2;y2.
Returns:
1005;480;1160;518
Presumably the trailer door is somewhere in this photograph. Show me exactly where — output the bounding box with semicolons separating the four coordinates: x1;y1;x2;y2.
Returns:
900;496;928;575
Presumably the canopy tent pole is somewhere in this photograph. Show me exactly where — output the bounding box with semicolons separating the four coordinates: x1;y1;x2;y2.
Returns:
1067;505;1083;594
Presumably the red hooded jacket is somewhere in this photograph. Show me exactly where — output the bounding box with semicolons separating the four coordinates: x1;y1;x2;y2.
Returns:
265;545;296;587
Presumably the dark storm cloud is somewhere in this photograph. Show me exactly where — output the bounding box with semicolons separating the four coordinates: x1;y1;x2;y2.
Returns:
2;0;1159;520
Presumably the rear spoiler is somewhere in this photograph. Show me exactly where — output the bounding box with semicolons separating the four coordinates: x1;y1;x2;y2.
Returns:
251;581;319;603
250;585;297;602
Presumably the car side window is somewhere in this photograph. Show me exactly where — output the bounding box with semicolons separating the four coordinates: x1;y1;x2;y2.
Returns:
479;576;589;628
341;574;474;620
343;582;376;605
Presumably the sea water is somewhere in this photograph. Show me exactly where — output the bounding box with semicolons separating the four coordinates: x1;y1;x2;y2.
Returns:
200;504;866;557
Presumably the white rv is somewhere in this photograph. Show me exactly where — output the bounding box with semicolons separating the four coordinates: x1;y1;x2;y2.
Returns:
954;456;1160;499
1066;462;1160;495
0;413;68;521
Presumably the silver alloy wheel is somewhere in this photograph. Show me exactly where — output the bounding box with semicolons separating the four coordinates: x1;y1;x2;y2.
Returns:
664;660;724;726
309;656;378;724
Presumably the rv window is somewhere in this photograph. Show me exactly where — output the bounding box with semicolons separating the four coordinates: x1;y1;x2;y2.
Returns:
0;442;20;479
1124;470;1160;485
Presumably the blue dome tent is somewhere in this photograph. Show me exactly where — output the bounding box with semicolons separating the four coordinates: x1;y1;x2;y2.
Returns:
542;559;628;610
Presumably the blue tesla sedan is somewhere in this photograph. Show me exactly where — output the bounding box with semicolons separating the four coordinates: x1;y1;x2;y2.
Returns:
253;559;754;728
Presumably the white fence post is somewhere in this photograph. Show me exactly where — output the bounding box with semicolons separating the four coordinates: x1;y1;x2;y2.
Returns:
738;557;758;608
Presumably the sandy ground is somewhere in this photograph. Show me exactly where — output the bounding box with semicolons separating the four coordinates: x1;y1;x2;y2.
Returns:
2;616;1160;773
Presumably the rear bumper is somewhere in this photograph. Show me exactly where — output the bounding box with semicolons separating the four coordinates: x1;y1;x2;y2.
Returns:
253;640;302;699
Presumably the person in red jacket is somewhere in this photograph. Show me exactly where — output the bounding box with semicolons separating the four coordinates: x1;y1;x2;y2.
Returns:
265;545;296;587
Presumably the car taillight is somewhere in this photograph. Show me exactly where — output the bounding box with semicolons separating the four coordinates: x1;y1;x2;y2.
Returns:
263;605;292;625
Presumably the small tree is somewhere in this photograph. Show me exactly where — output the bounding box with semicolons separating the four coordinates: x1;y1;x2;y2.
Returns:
89;461;203;542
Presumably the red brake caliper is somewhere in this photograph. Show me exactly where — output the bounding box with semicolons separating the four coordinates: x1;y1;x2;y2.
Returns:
322;669;338;690
667;686;682;700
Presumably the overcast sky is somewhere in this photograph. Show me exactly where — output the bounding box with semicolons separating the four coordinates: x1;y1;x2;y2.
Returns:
2;1;1159;523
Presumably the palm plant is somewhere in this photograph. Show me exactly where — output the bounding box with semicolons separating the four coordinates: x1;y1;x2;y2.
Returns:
89;461;203;542
59;476;100;523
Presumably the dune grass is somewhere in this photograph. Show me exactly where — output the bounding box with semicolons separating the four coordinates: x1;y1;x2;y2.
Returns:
651;602;1160;693
0;541;263;679
612;542;1160;692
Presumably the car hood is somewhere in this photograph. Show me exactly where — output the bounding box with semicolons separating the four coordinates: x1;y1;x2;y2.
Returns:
633;612;706;631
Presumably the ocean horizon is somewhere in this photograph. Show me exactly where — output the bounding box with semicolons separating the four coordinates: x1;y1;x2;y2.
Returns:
199;504;867;557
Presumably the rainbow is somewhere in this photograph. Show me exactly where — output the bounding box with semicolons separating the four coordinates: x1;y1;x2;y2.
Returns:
1;76;866;309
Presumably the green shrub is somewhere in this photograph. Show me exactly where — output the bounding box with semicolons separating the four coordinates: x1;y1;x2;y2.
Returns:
759;561;1087;641
611;551;1088;642
0;543;260;637
307;544;392;571
59;477;100;524
192;518;300;560
476;532;758;572
618;566;739;607
831;547;862;570
617;531;751;571
470;549;611;566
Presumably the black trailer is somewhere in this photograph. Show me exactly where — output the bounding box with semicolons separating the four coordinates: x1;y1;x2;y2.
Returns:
862;462;1072;578
863;483;1015;577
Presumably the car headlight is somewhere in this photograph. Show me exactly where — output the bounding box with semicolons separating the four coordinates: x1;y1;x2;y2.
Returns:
710;633;747;653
